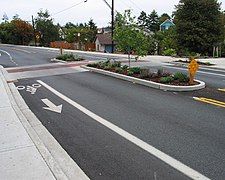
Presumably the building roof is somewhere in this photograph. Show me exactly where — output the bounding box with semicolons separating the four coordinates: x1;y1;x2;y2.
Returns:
95;33;112;45
160;19;175;27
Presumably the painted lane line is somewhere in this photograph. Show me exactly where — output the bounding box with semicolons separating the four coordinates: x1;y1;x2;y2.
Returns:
0;49;18;66
12;48;32;54
218;88;225;92
37;79;210;180
41;98;63;113
193;97;225;108
165;66;225;77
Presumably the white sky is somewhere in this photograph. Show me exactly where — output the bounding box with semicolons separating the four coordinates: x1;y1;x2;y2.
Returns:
0;0;225;27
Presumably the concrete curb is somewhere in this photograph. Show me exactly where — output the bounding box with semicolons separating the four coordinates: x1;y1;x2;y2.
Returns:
51;58;67;63
82;66;205;92
0;66;90;180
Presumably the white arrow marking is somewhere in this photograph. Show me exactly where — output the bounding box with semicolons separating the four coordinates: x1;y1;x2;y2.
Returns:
41;98;62;113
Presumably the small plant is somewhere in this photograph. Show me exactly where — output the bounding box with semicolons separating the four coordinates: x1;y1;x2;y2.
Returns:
129;67;141;74
157;68;164;77
111;61;121;68
174;72;189;82
87;63;98;68
140;68;149;78
160;76;174;84
115;67;123;73
56;53;83;61
127;71;134;76
122;65;129;70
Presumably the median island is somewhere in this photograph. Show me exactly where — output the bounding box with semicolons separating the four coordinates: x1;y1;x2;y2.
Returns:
83;60;205;91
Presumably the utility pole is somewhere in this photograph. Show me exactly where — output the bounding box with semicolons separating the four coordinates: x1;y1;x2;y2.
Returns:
31;15;37;46
111;0;114;53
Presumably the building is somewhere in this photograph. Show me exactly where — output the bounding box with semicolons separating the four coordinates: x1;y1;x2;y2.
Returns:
95;33;115;53
160;19;175;31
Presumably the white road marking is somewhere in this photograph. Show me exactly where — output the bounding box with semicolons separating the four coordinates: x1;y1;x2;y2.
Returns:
165;66;225;77
41;98;63;113
0;49;18;66
16;85;26;90
12;48;32;54
37;79;210;180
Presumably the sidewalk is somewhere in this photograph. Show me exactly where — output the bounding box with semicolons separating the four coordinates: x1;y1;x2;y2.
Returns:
0;65;90;180
0;67;56;180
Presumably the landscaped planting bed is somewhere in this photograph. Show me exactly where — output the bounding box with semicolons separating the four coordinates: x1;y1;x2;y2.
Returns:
87;60;199;86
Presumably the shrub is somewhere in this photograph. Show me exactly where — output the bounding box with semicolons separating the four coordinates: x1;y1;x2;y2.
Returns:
87;63;98;68
127;71;134;76
122;65;129;70
140;68;149;78
162;49;176;56
129;67;141;74
157;68;164;77
56;53;84;61
174;72;189;82
160;76;174;84
111;61;121;68
115;67;123;73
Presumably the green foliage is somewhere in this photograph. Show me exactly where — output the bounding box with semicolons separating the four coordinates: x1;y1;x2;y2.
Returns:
0;19;33;45
114;10;149;62
122;65;129;70
148;10;160;33
64;19;97;43
160;76;174;84
35;10;60;46
56;53;83;61
115;67;124;73
129;67;141;74
127;71;134;76
173;72;189;82
174;0;224;56
140;68;149;78
155;26;178;55
162;48;177;56
137;10;160;32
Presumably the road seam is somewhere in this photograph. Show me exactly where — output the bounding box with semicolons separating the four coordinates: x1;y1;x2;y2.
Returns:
37;79;210;180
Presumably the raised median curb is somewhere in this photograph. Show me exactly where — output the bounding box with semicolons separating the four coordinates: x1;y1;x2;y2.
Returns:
82;66;205;92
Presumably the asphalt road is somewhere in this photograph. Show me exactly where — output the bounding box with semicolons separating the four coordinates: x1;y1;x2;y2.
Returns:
1;44;225;179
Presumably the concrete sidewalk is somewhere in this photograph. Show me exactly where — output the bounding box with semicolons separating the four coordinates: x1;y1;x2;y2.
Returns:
0;67;56;179
0;66;89;180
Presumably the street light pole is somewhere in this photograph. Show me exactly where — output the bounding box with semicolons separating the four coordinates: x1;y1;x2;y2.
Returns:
31;15;37;46
111;0;114;53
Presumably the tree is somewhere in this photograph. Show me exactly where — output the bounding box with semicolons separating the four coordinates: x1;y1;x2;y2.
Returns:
64;19;97;44
11;19;33;45
174;0;224;56
155;26;178;55
159;13;171;24
148;10;160;32
114;10;149;67
0;19;33;45
138;11;148;28
35;10;60;46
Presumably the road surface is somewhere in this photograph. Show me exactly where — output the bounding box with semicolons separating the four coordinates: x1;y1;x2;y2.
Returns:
1;44;225;180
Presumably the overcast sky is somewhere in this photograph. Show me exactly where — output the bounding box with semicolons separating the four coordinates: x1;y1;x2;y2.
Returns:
1;0;225;27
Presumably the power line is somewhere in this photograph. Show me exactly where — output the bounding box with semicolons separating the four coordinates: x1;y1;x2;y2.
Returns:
52;0;87;16
126;0;143;12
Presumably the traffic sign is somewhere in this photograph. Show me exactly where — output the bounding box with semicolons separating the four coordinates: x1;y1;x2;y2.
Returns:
188;59;199;84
